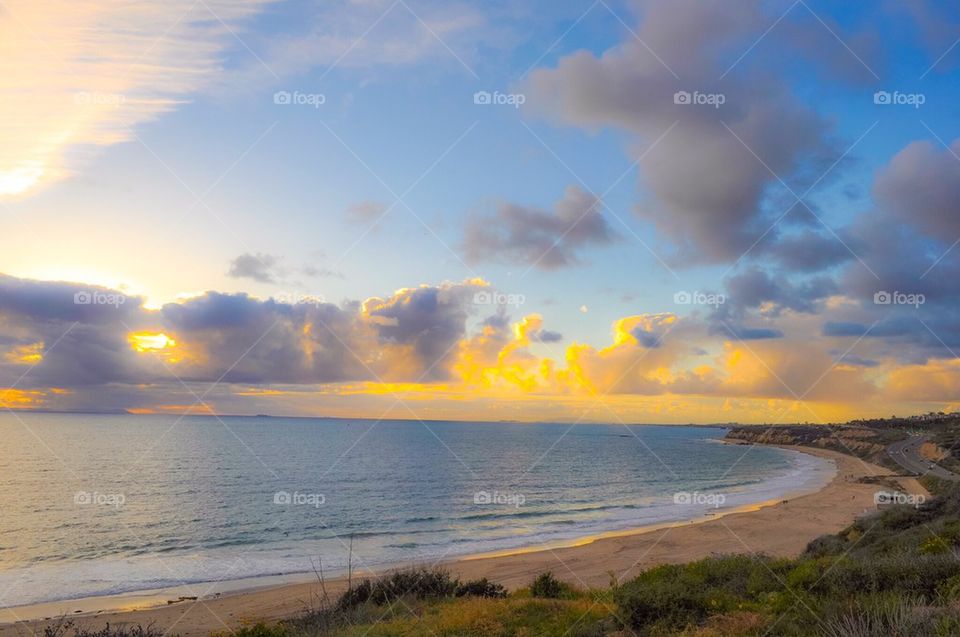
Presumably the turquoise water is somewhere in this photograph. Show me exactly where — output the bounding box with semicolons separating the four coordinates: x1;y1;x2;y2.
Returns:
0;414;834;607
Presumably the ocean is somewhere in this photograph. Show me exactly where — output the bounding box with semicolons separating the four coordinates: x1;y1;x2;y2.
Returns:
0;413;835;608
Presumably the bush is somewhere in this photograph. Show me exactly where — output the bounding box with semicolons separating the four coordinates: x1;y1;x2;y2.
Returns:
616;572;713;632
43;622;169;637
614;556;791;632
221;624;287;637
821;595;941;637
805;533;849;558
336;567;459;609
816;553;960;600
455;578;507;598
530;572;575;599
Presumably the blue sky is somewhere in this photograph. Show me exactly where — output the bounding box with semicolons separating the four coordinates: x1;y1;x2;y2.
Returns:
1;0;960;422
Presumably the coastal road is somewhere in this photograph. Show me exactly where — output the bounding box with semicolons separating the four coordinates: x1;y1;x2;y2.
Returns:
887;435;960;482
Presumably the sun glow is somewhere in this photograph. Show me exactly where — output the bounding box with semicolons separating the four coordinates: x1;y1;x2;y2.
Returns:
129;332;175;352
4;342;44;364
0;162;45;197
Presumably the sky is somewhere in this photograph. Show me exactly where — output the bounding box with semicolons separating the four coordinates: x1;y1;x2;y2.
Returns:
1;0;959;424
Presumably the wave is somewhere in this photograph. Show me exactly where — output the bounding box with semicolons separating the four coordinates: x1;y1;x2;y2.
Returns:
0;422;836;609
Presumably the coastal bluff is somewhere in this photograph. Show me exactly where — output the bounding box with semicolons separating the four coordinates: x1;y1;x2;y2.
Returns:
724;425;891;465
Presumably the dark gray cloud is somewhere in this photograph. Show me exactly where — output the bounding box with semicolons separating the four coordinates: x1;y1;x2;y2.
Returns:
463;186;615;269
0;275;489;396
523;0;839;263
873;139;960;242
840;214;960;307
0;275;144;324
364;283;480;381
715;325;784;341
722;268;837;316
833;353;879;368
822;321;912;338
529;329;563;343
227;253;280;284
0;276;155;388
763;230;856;272
630;327;662;348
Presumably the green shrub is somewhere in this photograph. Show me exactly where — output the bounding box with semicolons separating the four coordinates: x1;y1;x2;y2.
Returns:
805;532;849;557
920;535;952;554
336;567;459;609
814;553;960;600
937;573;960;602
821;595;938;637
222;624;287;637
43;622;169;637
455;577;507;598
530;572;575;599
615;572;713;631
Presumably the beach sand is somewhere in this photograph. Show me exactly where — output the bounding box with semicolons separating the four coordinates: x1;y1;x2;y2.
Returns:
0;445;927;637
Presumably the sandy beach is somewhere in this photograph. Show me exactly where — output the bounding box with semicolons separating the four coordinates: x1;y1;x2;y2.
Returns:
0;445;927;637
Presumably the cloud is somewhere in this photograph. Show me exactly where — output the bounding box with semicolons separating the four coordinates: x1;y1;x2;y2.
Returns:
833;353;879;368
301;265;345;279
0;0;273;198
775;9;884;84
241;0;487;83
719;326;784;341
530;329;563;343
522;0;844;264
822;321;910;338
896;0;960;74
0;269;954;420
762;230;856;272
0;274;492;395
227;253;281;284
362;282;485;381
463;186;615;269
719;267;837;317
346;201;388;224
873;139;960;242
228;253;344;283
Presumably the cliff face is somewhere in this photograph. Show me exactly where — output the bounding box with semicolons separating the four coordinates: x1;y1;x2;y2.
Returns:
920;441;950;462
725;426;889;463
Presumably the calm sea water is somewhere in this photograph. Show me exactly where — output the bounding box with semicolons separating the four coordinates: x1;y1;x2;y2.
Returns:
0;414;834;607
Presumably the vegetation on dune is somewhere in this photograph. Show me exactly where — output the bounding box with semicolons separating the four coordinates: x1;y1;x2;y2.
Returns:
529;571;578;599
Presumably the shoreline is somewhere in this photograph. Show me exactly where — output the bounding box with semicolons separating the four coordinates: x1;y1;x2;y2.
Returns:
0;445;927;636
